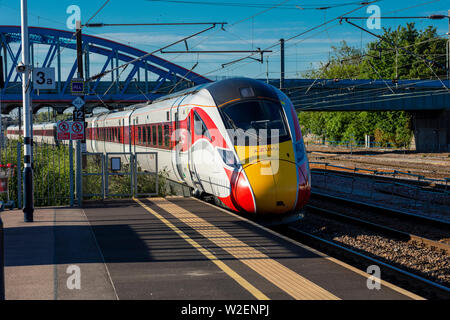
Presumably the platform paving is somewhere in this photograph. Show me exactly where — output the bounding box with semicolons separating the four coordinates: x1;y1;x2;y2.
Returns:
1;197;424;300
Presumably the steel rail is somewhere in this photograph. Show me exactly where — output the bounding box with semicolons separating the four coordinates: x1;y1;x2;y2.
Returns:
310;191;450;228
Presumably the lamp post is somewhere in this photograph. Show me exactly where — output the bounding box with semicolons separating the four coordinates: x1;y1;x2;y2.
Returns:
20;0;34;222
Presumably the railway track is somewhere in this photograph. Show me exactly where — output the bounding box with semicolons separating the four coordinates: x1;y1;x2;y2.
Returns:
198;189;450;299
310;191;450;229
275;191;450;299
308;155;450;181
305;203;450;255
275;224;450;300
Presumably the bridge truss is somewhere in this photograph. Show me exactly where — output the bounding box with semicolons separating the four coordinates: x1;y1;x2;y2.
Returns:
0;25;211;114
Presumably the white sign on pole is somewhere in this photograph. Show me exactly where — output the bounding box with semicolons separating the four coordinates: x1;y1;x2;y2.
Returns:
32;67;55;89
72;97;85;109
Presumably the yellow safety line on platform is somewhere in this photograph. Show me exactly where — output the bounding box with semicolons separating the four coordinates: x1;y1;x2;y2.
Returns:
133;198;269;300
148;198;340;300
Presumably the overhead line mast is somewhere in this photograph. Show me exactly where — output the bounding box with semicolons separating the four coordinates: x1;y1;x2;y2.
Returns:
20;0;33;222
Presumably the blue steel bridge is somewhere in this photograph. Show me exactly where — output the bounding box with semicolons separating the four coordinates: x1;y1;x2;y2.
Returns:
0;25;449;151
0;25;211;115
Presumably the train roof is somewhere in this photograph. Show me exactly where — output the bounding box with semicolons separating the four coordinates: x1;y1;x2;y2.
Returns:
86;77;279;121
206;77;279;107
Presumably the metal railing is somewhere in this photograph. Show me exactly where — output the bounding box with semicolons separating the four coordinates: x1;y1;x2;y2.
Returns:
0;139;75;208
310;161;449;212
305;139;409;150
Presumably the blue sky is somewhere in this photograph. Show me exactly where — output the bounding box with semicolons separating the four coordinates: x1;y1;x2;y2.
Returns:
0;0;448;80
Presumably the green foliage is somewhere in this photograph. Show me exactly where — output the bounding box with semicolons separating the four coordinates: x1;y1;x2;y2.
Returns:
299;23;446;147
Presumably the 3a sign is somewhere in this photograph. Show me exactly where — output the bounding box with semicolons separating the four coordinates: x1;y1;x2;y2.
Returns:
33;67;55;90
71;78;84;95
57;120;70;140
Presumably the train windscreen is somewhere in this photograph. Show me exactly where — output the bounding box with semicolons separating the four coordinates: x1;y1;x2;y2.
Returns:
221;99;290;144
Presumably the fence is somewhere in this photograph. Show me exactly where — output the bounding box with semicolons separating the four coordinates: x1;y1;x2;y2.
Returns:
310;161;450;212
81;151;159;200
0;140;74;208
0;139;163;207
305;139;409;150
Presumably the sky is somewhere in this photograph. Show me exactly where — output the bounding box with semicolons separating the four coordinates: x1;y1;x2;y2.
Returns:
0;0;448;81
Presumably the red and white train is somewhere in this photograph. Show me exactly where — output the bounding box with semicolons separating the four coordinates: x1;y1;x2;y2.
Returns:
7;78;311;220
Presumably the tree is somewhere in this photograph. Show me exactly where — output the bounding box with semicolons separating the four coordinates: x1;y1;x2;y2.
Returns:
298;23;446;147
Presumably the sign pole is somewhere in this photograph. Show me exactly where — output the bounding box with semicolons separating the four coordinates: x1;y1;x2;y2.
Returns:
0;55;4;148
21;0;34;222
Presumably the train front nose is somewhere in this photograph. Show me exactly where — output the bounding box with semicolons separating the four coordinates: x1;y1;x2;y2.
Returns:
234;159;302;214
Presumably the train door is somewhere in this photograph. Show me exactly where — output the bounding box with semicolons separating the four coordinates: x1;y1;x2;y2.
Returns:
189;112;204;193
173;110;185;180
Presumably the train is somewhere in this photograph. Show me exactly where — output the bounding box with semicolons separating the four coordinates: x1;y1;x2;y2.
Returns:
7;77;311;222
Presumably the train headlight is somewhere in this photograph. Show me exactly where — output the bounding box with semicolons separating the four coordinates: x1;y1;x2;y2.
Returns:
217;147;240;170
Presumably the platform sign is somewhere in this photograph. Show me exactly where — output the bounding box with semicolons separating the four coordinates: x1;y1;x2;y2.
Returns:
70;121;85;140
33;67;55;90
71;78;84;95
72;109;85;121
57;120;70;140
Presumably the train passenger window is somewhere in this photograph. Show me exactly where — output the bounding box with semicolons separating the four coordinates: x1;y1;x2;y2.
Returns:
118;128;121;142
152;126;157;145
138;127;142;144
147;126;151;145
164;125;170;147
143;127;147;144
158;125;162;146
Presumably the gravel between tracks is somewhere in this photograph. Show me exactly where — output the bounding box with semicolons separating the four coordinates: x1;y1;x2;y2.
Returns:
293;213;450;287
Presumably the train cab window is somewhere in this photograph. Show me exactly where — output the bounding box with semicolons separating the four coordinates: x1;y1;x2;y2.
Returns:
152;126;157;146
158;125;163;146
164;125;170;147
221;99;289;144
193;111;211;140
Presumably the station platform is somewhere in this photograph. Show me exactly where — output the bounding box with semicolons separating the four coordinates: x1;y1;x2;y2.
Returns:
1;197;423;300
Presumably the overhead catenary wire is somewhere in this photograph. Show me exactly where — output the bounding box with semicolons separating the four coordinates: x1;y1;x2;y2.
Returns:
204;0;380;74
84;0;447;107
